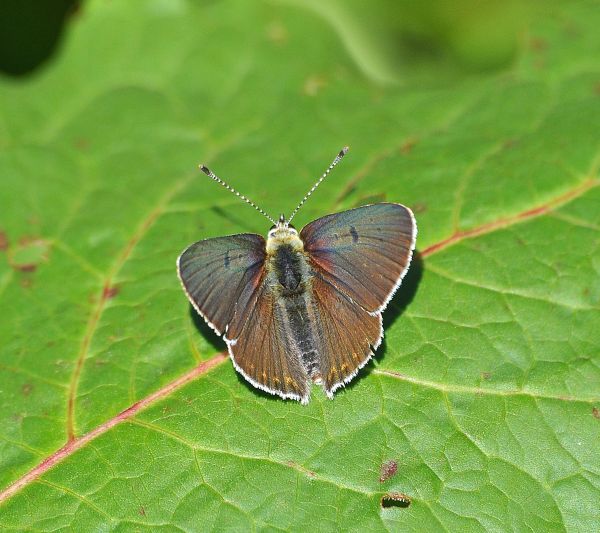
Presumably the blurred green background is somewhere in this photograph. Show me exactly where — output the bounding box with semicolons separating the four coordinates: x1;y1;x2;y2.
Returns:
1;0;529;79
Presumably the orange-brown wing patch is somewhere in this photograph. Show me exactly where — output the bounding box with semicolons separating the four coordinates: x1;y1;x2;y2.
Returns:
227;282;310;403
309;274;382;396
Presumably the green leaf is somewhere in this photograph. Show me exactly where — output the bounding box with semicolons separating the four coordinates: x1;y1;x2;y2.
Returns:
1;0;599;530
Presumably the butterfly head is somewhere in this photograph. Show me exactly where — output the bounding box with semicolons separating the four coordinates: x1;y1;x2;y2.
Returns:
200;147;349;256
266;214;302;254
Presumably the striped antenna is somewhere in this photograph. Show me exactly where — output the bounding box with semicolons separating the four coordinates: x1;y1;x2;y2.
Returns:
199;164;277;225
287;146;349;225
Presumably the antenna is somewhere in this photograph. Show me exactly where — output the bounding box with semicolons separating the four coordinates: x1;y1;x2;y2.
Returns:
287;146;349;225
199;164;277;225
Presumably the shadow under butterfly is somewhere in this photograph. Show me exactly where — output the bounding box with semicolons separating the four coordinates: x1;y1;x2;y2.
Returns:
178;147;418;404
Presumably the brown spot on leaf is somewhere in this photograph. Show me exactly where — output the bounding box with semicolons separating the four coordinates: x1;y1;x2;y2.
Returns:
381;492;411;508
400;138;417;155
379;460;398;483
22;383;33;396
102;285;120;299
529;37;547;52
73;137;90;150
595;82;600;96
138;506;146;516
15;263;37;273
593;407;600;419
0;231;8;251
481;372;492;381
287;461;316;478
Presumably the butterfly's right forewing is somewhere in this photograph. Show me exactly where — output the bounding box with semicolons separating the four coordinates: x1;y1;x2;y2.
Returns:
177;234;266;336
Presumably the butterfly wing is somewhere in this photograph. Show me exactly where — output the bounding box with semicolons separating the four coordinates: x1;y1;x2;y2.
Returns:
301;203;416;394
300;203;416;314
177;234;267;336
228;281;311;403
178;233;309;402
310;274;382;396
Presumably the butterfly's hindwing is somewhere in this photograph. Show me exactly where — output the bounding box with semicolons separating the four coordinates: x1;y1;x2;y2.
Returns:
309;273;382;395
228;276;311;402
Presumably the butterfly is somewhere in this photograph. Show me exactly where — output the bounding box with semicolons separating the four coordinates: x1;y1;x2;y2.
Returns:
177;147;417;404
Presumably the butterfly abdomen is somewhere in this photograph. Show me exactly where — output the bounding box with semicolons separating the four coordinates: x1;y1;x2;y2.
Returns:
265;236;322;378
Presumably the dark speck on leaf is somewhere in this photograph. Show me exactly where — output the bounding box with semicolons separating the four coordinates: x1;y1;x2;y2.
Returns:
593;407;600;419
22;383;33;396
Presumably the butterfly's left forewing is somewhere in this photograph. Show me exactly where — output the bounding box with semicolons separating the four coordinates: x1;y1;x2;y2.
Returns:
301;203;416;314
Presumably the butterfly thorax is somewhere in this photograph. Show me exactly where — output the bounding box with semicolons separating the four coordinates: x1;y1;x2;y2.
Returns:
265;226;309;296
265;225;303;254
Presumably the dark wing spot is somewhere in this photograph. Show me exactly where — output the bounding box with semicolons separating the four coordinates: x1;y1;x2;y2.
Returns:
224;250;230;268
349;225;359;243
